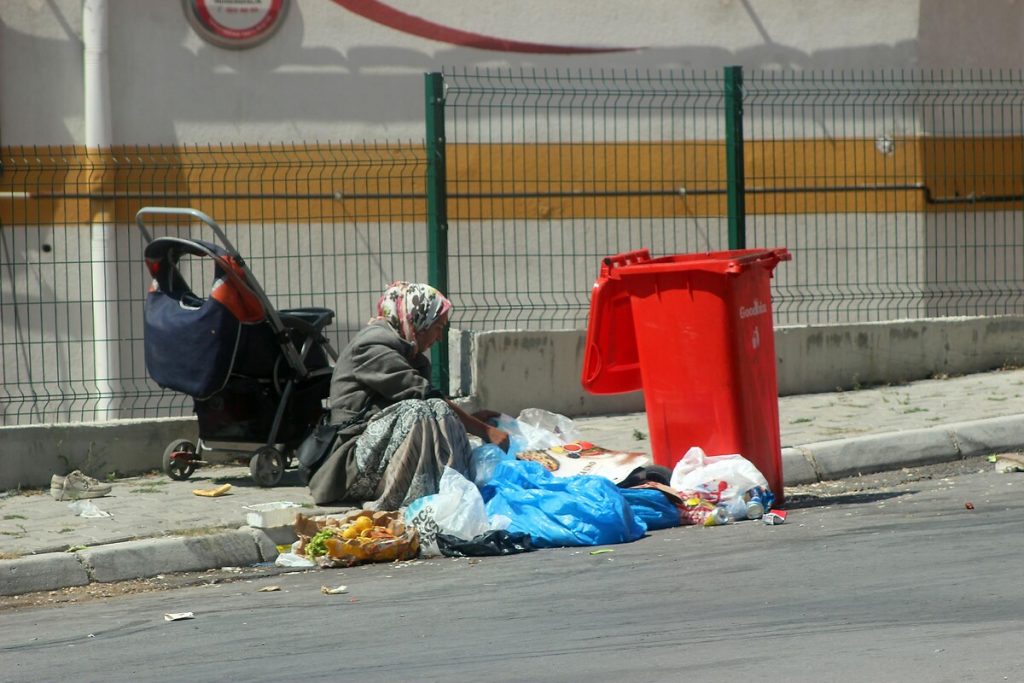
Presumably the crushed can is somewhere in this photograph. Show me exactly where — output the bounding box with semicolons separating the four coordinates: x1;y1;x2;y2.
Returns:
745;486;769;520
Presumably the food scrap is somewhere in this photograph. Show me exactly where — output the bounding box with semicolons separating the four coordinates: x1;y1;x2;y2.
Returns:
294;510;419;568
191;483;232;497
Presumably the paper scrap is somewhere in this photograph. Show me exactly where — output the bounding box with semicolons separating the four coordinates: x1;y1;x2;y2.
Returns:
164;612;195;622
192;483;232;497
258;585;281;592
321;585;348;595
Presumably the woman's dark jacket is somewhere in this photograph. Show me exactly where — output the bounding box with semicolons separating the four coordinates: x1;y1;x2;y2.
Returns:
308;320;440;504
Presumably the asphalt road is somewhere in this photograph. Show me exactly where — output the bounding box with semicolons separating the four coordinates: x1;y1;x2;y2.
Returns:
2;457;1022;683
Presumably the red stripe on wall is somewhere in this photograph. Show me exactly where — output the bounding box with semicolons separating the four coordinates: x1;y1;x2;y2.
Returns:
331;0;638;54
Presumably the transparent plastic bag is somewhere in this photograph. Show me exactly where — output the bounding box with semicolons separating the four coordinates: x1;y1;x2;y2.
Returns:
494;408;583;451
471;443;516;487
516;408;583;445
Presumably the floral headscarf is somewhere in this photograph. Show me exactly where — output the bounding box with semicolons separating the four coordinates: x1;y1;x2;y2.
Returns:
374;281;452;349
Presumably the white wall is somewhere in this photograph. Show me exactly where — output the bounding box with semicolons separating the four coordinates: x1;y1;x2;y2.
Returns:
3;0;1023;145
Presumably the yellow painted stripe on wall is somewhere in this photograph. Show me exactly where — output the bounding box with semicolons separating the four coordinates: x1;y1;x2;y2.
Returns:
1;138;1020;225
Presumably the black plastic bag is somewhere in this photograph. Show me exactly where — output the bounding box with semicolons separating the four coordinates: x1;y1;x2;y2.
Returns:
296;406;369;484
436;530;534;557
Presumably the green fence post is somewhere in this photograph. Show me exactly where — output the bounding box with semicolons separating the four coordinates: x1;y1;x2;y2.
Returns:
724;65;746;250
424;72;450;395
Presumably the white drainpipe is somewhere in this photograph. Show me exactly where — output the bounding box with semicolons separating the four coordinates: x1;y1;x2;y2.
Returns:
84;0;117;420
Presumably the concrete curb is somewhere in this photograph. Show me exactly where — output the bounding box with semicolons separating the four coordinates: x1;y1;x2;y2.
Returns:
0;553;90;597
782;414;1024;486
0;527;279;597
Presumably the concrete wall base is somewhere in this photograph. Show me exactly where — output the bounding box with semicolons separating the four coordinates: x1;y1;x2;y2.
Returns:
0;418;196;491
468;316;1024;416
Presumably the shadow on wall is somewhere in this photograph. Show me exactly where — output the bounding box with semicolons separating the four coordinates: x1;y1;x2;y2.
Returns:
917;0;1024;68
116;15;921;140
0;8;83;144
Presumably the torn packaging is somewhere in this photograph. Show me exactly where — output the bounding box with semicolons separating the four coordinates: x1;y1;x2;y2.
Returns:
515;441;651;484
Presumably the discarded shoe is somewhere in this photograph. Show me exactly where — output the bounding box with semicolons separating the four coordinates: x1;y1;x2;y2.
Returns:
50;470;112;501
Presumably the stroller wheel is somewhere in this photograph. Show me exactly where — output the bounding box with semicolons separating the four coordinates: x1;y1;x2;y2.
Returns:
163;440;198;481
250;446;285;487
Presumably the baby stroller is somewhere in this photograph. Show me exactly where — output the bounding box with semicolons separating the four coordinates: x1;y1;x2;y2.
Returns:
136;207;337;487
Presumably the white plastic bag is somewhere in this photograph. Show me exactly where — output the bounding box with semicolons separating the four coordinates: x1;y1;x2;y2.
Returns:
275;552;316;568
275;539;316;568
669;446;768;499
405;467;491;557
68;500;112;518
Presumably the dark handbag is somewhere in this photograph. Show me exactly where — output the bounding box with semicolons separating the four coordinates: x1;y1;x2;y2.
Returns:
296;407;368;484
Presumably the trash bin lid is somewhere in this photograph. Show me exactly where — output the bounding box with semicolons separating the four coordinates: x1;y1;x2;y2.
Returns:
611;247;791;277
581;250;649;394
580;247;791;395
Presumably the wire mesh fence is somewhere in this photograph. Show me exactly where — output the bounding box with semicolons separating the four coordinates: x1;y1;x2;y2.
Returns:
743;69;1024;323
442;67;1024;328
2;67;1023;425
1;143;428;425
443;67;730;329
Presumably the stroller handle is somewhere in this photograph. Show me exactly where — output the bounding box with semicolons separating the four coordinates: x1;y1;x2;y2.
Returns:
136;207;242;257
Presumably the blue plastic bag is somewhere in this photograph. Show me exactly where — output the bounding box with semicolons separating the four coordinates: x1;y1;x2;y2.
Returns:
482;460;647;548
620;488;681;530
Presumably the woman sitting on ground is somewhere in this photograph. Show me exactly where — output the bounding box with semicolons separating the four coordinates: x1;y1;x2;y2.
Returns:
308;281;509;507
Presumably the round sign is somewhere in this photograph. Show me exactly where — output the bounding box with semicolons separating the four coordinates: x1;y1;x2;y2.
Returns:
183;0;289;49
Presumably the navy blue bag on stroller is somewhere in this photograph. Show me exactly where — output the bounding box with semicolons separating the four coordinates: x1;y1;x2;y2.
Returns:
138;207;337;487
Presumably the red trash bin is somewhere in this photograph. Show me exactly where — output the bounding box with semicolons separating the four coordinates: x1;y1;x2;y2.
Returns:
582;247;791;503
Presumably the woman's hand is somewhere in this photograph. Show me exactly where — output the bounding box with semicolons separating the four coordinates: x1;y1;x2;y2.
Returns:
486;426;511;452
472;409;502;424
446;400;510;451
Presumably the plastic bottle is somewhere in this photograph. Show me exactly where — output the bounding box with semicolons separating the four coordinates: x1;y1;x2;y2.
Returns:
723;495;749;521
